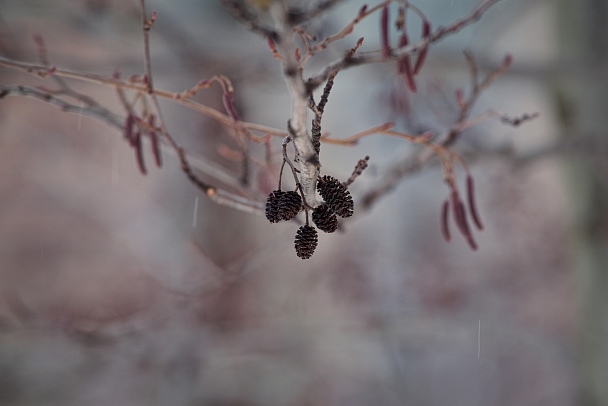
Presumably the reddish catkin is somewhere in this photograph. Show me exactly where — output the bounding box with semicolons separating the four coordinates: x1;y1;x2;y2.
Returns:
466;175;483;230
441;199;451;242
149;131;162;168
124;114;135;146
381;5;391;59
451;190;478;250
147;116;162;168
413;21;431;75
397;33;417;92
134;131;147;175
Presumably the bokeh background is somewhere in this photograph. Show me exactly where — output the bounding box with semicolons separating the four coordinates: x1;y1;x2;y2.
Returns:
0;0;606;405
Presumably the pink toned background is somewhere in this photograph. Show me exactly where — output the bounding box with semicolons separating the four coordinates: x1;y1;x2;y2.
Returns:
0;1;586;405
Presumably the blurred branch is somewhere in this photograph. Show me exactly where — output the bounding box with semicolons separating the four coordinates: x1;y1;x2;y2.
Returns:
0;84;123;128
218;0;278;39
270;1;320;208
286;0;349;25
0;56;287;138
306;0;502;91
0;0;524;255
0;83;263;213
360;51;528;207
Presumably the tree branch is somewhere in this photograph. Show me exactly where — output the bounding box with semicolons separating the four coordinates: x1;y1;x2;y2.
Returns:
306;0;502;91
270;2;320;208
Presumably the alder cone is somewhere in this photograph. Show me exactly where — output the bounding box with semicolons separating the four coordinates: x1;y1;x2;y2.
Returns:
265;190;284;223
294;225;318;259
316;175;353;218
312;203;338;233
278;190;302;221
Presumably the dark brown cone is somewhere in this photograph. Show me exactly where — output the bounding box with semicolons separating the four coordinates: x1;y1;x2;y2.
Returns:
265;190;284;223
295;225;318;259
312;203;338;233
278;191;302;221
317;175;354;218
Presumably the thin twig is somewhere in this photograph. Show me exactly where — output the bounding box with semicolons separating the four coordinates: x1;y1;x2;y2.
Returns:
0;83;257;201
306;0;502;91
343;156;370;188
0;84;123;128
299;1;390;67
287;0;348;25
218;0;278;40
0;56;287;139
272;1;320;208
444;51;512;146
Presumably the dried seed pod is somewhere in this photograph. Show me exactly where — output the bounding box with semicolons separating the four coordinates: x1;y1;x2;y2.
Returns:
278;190;302;221
312;203;338;233
317;175;354;218
265;190;284;223
295;225;318;259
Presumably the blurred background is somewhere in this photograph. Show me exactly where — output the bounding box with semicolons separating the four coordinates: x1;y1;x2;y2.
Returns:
0;0;606;405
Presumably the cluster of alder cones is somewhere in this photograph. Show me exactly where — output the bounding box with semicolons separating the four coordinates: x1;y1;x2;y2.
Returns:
266;175;354;259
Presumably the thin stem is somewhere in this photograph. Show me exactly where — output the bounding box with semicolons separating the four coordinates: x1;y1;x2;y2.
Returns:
0;57;287;139
282;139;311;210
278;159;287;190
272;1;320;208
307;0;502;91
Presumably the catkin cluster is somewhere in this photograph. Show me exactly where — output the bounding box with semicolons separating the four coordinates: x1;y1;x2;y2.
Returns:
265;175;354;259
265;190;302;223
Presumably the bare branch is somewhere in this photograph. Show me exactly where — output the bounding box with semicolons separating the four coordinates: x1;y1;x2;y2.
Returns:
219;0;278;40
0;56;287;139
343;156;370;188
286;0;348;25
307;0;502;91
0;84;123;128
270;1;320;208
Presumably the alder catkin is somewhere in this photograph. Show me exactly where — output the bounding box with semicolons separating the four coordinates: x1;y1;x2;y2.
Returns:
312;203;338;233
317;175;354;218
294;225;318;259
265;190;284;223
278;190;302;221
